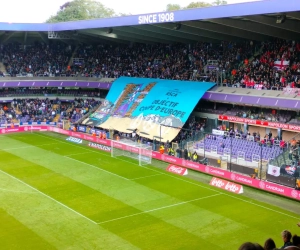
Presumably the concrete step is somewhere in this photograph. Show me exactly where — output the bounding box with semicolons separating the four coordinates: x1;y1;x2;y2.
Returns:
0;62;7;73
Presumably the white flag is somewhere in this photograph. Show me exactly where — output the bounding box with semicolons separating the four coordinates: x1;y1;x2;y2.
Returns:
267;165;280;177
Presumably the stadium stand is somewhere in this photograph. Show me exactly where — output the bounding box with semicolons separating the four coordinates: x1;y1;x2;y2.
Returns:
0;97;101;124
0;41;256;80
229;39;300;90
2;39;300;92
1;42;72;77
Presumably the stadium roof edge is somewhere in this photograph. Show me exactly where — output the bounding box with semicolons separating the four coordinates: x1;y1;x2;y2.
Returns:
0;0;299;32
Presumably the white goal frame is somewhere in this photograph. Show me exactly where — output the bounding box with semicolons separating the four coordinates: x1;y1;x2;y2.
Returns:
111;140;152;166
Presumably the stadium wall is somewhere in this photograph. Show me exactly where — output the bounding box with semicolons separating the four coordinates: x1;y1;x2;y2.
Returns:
1;126;300;201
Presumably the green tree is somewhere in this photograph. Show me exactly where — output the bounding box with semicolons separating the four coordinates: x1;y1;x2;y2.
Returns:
212;0;227;5
184;1;212;9
46;0;115;23
166;3;182;11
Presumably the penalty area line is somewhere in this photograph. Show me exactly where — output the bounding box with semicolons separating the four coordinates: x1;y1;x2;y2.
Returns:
0;169;97;224
129;173;163;180
97;193;221;225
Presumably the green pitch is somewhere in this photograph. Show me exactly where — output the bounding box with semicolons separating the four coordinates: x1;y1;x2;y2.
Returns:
0;132;298;249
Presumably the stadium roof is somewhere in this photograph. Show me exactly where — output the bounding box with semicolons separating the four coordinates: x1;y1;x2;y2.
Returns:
0;0;300;44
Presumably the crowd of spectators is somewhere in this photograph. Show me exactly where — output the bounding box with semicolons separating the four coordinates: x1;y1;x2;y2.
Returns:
239;229;300;249
0;41;254;80
59;98;101;123
172;116;206;143
1;40;300;92
227;40;300;90
215;125;286;149
67;41;253;80
0;97;101;124
0;42;72;77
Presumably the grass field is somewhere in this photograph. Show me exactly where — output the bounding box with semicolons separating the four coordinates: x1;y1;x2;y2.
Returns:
0;131;299;250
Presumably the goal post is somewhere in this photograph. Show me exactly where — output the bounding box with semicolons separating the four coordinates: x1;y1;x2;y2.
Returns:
111;140;152;166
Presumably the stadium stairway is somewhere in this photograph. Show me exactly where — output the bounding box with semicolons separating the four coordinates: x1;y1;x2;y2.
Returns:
68;45;79;67
0;62;7;74
53;114;60;122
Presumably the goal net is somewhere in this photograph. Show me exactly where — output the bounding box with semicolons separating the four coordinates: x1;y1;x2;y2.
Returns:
111;139;152;166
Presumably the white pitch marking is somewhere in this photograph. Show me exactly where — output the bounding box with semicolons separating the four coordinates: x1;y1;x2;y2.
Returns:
129;174;163;180
0;187;36;194
97;193;221;224
0;169;97;224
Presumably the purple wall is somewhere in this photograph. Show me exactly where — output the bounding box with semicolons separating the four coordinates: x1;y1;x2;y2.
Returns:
0;81;112;89
203;92;300;109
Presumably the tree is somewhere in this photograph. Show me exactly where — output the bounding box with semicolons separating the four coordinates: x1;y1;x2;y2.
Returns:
46;0;115;23
184;1;212;9
212;0;227;5
166;3;182;11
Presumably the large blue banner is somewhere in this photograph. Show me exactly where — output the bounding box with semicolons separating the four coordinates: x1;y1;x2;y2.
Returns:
84;77;215;141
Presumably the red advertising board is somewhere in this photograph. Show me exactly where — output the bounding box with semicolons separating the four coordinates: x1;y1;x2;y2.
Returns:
210;177;243;194
2;126;300;201
0;126;48;134
166;164;188;175
218;115;300;132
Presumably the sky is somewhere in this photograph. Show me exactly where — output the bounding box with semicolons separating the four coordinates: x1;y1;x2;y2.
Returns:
0;0;261;23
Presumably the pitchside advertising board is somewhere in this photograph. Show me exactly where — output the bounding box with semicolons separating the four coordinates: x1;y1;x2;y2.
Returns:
88;142;111;152
166;164;188;176
210;177;243;194
219;115;300;132
2;126;300;201
66;137;83;144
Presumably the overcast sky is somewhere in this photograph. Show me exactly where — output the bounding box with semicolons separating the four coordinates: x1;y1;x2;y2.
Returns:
0;0;261;23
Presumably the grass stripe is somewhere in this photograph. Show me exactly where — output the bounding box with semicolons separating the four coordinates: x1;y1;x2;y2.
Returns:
0;208;55;250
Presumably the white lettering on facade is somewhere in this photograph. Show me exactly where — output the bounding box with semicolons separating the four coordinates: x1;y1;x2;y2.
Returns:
138;12;174;24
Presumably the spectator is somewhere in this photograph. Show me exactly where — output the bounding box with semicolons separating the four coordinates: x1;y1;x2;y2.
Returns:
292;235;300;248
281;230;293;249
238;242;264;250
264;238;276;250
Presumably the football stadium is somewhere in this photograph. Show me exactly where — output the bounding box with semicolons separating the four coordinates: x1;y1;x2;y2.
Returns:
1;0;300;249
